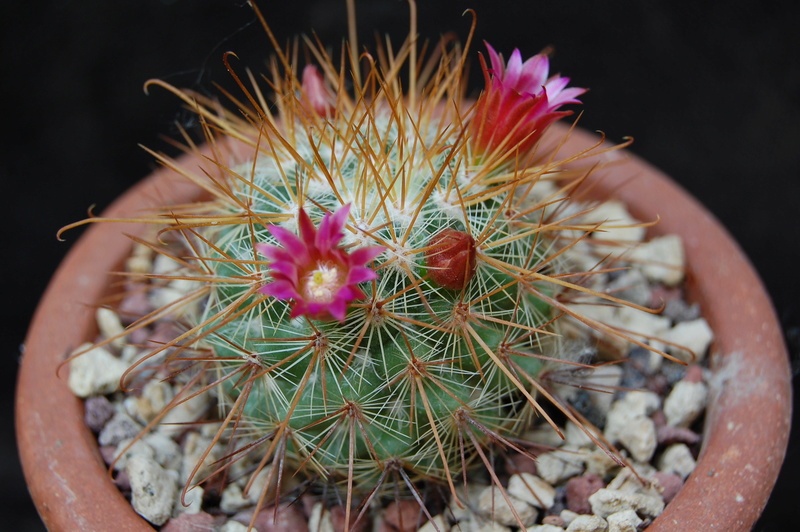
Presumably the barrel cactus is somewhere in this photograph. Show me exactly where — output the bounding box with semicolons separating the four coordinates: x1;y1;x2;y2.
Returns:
69;3;667;529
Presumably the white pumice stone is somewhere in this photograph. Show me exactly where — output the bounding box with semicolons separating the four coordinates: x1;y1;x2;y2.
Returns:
179;432;218;485
617;415;657;463
478;486;538;527
113;437;155;471
96;307;127;350
524;426;569;448
614;306;671;343
142;432;182;471
418;514;449;532
657;443;697;480
536;448;585;485
664;318;714;363
559;510;580;527
630;234;685;286
664;380;708;428
565;421;597;449
67;342;128;397
606;268;651;307
465;518;512;532
565;514;609;532
606;509;642;532
244;465;278;504
507;473;556;509
219;521;255;532
604;391;660;444
582;448;622;478
588;488;664;519
585;200;646;246
135;379;175;424
220;483;251;514
527;524;566;532
157;388;210;436
126;454;177;526
606;465;658;494
178;486;204;514
308;502;335;532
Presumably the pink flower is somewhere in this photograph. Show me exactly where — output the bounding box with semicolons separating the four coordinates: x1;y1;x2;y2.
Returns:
256;205;383;322
469;43;586;157
301;65;335;118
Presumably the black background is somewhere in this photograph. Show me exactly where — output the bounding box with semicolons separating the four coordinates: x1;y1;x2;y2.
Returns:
2;1;798;530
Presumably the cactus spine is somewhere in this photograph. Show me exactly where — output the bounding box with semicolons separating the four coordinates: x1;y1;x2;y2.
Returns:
76;3;657;525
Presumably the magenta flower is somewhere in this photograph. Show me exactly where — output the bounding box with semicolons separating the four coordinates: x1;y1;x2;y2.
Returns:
469;43;587;158
256;205;383;322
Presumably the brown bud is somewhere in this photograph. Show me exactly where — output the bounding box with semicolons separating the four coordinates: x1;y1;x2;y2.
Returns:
424;229;477;290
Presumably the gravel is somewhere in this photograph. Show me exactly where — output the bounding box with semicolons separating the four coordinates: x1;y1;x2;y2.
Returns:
71;211;714;531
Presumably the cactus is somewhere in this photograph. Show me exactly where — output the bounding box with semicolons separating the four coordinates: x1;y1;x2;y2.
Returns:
66;3;669;529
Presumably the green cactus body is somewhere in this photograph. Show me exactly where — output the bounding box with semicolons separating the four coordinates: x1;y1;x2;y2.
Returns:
193;102;564;490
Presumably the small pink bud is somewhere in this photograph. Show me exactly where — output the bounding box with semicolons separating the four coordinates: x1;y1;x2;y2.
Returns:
301;65;335;118
425;229;477;290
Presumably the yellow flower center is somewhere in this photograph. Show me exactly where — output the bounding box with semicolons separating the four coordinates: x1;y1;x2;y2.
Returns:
303;263;342;303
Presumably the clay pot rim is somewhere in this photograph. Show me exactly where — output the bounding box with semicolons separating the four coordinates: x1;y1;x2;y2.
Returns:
16;126;791;531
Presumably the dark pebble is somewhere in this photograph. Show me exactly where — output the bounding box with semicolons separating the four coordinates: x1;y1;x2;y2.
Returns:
84;395;115;432
568;390;606;429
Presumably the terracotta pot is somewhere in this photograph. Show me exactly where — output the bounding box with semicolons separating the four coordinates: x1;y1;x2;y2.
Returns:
16;127;791;531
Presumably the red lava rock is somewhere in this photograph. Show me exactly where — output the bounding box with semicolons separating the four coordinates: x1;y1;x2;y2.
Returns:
99;445;117;466
652;472;684;504
300;494;317;518
651;410;667;428
382;499;425;532
506;451;539;476
565;473;605;515
117;290;151;325
650;285;682;309
683;364;704;383
657;424;702;446
112;469;130;491
127;324;154;346
147;320;183;347
161;512;216;532
331;505;371;532
646;373;670;396
234;503;309;532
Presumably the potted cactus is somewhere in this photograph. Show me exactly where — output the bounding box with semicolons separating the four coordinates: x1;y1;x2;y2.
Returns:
16;2;790;531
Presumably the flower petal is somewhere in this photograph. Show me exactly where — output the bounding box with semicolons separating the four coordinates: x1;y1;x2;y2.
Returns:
469;43;586;157
317;204;350;251
260;280;300;301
